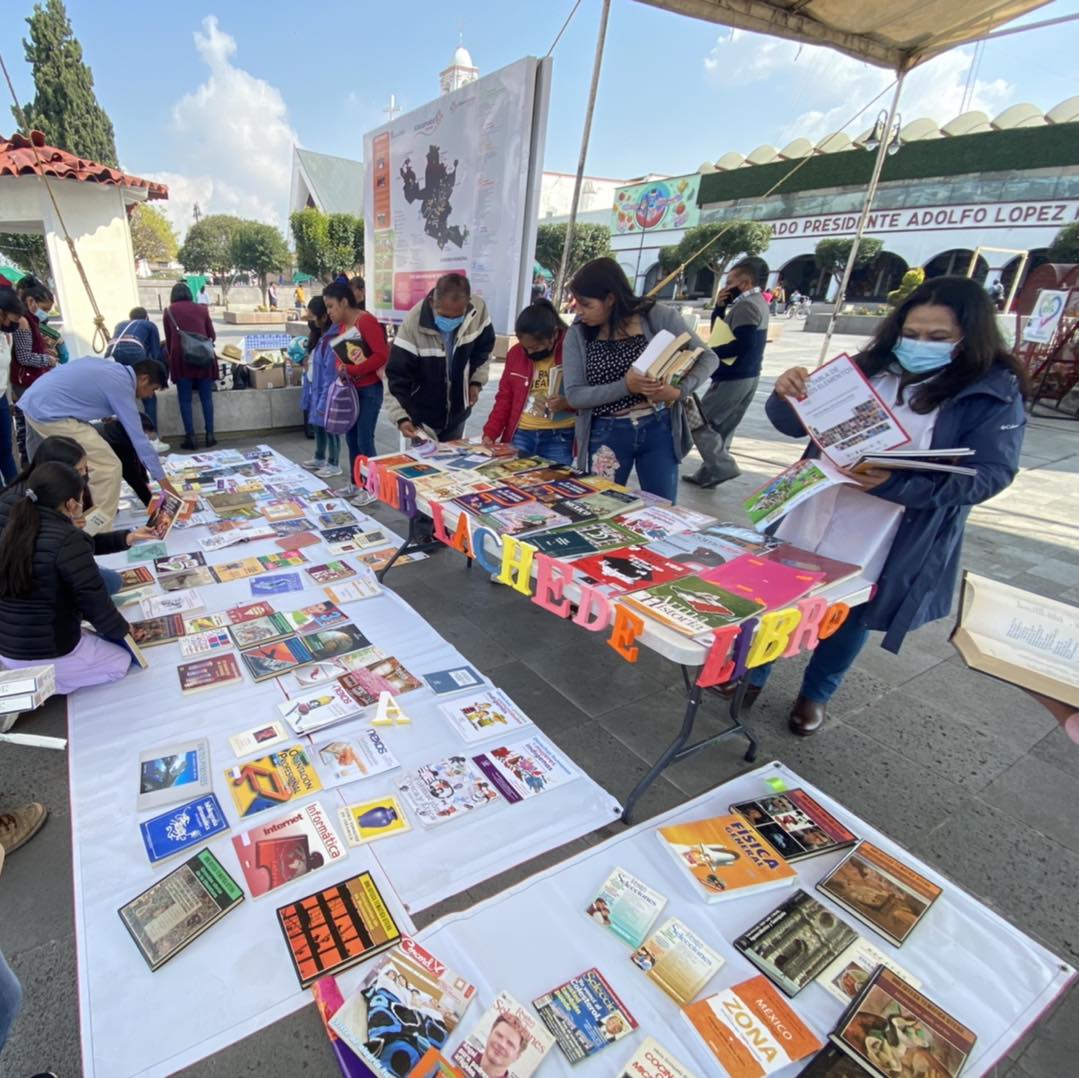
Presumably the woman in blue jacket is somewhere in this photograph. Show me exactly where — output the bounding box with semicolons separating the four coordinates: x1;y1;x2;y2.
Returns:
747;275;1028;736
301;296;342;478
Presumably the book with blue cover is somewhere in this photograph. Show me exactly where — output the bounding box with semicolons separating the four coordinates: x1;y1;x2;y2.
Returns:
251;572;305;596
423;665;485;695
139;793;229;864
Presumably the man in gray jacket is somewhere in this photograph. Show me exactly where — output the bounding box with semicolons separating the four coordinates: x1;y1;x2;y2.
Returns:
684;262;769;488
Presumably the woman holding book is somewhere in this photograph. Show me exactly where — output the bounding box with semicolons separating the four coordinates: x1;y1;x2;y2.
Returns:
744;275;1027;736
322;281;388;503
0;436;156;596
302;297;343;478
482;298;574;465
0;462;132;692
562;258;715;501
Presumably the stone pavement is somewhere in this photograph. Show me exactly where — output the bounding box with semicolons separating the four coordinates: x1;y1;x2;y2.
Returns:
0;327;1076;1076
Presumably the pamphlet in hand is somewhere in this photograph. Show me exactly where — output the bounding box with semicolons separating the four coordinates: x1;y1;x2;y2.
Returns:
788;353;909;468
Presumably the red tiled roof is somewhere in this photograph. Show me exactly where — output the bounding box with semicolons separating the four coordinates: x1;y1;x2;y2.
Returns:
0;130;168;200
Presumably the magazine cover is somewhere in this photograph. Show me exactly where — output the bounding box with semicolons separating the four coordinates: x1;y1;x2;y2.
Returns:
586;866;666;948
656;814;797;902
337;795;412;846
239;636;315;681
573;545;691;595
616;1037;696;1078
118;848;243;970
830;967;976;1078
336;936;475;1074
532;968;637;1064
730;789;858;863
631;917;724;1005
397;755;502;828
472;736;575;803
223;743;324;818
452;991;554;1078
817;842;942;946
139;792;229;864
313;728;400;785
276;870;402;988
277;681;367;735
439;689;532;743
137;738;211;812
231;800;346;898
622;577;765;638
734;889;859;997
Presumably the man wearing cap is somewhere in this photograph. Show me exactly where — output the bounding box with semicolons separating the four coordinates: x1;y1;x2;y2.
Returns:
106;307;170;451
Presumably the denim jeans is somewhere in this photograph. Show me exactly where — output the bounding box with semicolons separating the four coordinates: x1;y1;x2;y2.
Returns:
0;396;17;483
142;392;158;430
314;426;340;466
511;426;574;466
0;947;22;1049
748;612;870;703
344;381;384;482
99;565;122;597
588;408;679;503
176;377;214;436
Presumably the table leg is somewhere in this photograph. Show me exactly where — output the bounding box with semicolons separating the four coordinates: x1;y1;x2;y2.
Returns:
375;516;444;583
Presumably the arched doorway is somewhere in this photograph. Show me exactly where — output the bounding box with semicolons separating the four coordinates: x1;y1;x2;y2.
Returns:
778;254;826;299
861;251;907;299
1001;249;1049;298
924;249;988;283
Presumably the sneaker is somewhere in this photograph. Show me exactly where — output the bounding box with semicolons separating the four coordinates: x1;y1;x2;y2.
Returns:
0;802;48;855
316;465;343;478
150;437;170;453
302;459;324;470
350;490;376;507
339;483;357;497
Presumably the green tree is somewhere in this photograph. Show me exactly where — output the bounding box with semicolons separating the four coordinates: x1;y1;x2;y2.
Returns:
230;222;290;304
887;267;926;306
1;0;119;281
327;213;364;275
178;214;243;305
290;207;331;279
15;0;118;166
814;237;884;287
130;204;178;264
1048;222;1079;264
665;220;772;278
534;223;611;281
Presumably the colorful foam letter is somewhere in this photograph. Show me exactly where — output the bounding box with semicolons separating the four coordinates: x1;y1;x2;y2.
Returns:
607;604;644;662
746;607;804;669
469;527;501;573
532;554;574;617
428;499;452;544
782;596;829;658
497;536;536;595
397;476;418;519
818;601;850;640
572;584;612;631
696;625;742;687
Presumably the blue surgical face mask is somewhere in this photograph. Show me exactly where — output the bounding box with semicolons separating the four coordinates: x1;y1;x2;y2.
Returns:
34;309;49;323
893;337;957;373
434;313;464;333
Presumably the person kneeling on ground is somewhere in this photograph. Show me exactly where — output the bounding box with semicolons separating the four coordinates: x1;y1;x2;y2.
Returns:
0;436;156;597
737;275;1027;736
482;298;575;466
0;462;134;693
16;357;176;528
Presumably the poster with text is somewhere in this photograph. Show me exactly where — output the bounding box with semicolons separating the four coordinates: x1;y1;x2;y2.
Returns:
364;56;549;333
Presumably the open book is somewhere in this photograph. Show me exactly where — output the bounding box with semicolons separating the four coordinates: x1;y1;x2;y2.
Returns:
951;572;1079;707
631;329;702;384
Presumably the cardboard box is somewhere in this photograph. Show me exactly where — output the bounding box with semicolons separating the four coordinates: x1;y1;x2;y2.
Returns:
249;366;286;389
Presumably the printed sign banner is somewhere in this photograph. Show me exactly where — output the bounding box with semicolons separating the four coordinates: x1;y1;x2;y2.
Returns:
1022;289;1071;344
612;176;701;236
364;57;548;333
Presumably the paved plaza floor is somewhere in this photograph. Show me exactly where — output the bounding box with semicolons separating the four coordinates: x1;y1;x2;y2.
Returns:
0;327;1076;1076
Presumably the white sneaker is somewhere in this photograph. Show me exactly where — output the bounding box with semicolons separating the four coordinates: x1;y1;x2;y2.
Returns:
339;483;357;497
350;490;376;507
302;459;323;470
316;465;343;478
150;437;170;452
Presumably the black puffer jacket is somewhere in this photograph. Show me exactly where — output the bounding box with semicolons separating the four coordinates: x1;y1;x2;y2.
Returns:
0;505;129;660
0;485;130;555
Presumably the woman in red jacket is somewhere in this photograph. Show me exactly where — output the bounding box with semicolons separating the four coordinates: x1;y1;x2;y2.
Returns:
482;298;573;465
163;281;217;450
322;281;388;503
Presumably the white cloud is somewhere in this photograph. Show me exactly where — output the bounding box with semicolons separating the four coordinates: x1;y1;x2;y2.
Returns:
143;16;298;235
703;31;1015;150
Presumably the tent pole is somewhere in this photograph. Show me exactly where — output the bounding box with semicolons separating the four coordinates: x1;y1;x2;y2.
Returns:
553;0;611;307
817;72;906;365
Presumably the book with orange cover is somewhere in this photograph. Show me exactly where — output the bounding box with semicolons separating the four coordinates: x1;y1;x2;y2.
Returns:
656;814;796;903
681;975;822;1077
700;554;824;610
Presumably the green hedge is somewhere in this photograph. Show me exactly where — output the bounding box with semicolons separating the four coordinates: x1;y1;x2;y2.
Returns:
698;125;1079;205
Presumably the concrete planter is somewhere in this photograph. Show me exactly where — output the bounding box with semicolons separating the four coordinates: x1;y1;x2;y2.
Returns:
803;312;887;335
222;311;292;325
154;385;304;438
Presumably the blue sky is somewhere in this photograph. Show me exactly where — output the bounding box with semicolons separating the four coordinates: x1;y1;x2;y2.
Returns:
5;0;1077;233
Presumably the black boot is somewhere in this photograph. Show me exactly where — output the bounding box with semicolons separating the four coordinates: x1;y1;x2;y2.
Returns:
180;434;197;451
205;432;217;448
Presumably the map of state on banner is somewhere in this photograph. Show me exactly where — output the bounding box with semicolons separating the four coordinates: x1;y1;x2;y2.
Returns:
611;175;701;235
364;56;548;333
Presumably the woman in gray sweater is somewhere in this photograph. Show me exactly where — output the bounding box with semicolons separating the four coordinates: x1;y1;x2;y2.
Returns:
562;259;715;501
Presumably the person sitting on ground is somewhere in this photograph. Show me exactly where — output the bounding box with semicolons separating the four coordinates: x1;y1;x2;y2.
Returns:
16;356;175;528
106;306;169;450
302;297;343;478
0;436;155;596
741;275;1028;736
482;298;575;465
0;462;133;693
163;282;218;451
386;272;494;443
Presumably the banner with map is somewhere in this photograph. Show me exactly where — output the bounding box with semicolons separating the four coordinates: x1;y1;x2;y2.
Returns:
363;57;550;333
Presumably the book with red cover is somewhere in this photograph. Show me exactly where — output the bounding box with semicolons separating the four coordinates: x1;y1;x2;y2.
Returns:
227;600;275;624
762;543;862;588
701;555;824;610
573;545;692;595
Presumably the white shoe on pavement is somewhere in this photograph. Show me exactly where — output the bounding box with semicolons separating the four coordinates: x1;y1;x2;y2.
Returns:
302;459;323;470
350;490;376;507
316;465;343;478
150;437;170;452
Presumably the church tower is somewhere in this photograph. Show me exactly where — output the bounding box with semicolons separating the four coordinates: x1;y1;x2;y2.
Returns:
439;39;478;94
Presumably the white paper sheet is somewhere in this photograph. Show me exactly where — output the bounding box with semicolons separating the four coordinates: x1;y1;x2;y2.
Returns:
411;763;1075;1078
69;451;621;1078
